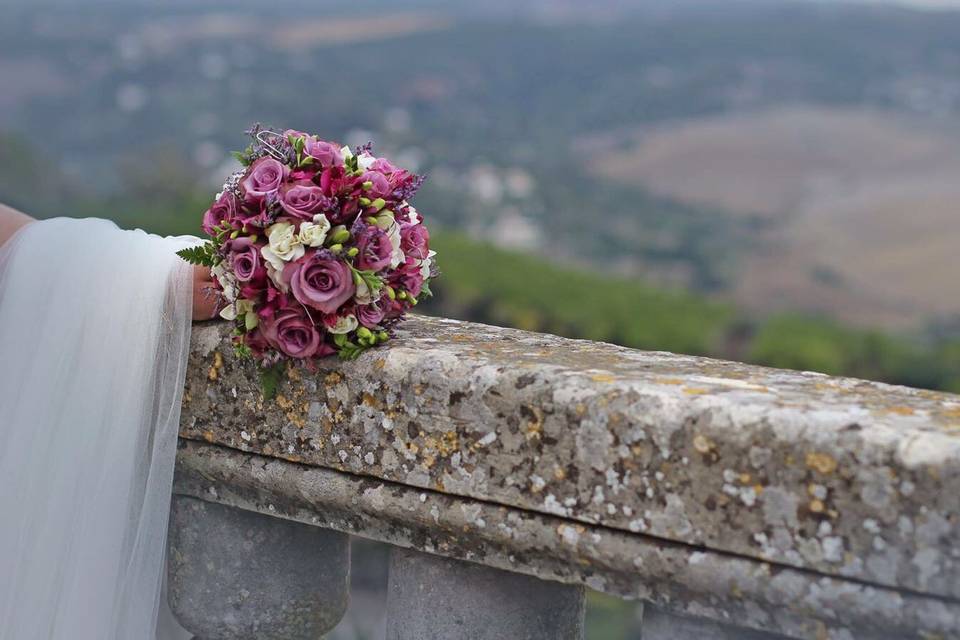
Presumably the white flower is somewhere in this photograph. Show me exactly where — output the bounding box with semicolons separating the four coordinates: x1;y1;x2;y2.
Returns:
357;152;376;171
261;221;304;273
419;249;436;280
298;214;331;247
328;314;358;334
220;298;255;322
211;262;238;302
354;277;382;305
340;145;354;161
387;222;404;269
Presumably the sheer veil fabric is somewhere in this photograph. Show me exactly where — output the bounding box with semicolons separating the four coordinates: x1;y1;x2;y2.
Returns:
0;218;195;639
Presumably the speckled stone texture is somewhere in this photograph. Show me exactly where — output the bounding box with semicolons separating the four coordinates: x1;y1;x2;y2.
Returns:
173;441;960;640
180;317;960;617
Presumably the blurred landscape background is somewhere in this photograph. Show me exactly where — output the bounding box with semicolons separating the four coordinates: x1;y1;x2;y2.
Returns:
2;0;959;635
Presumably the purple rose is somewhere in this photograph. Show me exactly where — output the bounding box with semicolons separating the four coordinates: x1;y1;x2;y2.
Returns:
305;139;343;168
242;157;289;200
283;252;356;314
354;224;393;272
280;184;332;220
369;158;397;174
260;306;323;359
356;299;387;328
202;192;240;234
400;223;429;260
360;170;391;199
226;237;261;282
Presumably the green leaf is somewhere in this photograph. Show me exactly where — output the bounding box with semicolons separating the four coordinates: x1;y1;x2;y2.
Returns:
258;362;285;400
176;243;217;267
349;266;384;297
419;281;433;299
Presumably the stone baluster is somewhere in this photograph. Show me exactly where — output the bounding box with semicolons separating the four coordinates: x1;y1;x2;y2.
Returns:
166;495;350;639
385;546;586;640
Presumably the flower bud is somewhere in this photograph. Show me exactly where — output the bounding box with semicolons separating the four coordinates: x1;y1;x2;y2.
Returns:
371;198;386;211
385;286;396;300
328;226;351;244
328;243;343;253
362;181;373;190
346;247;359;257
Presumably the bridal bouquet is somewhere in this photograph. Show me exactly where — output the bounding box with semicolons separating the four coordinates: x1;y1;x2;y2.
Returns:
178;124;436;367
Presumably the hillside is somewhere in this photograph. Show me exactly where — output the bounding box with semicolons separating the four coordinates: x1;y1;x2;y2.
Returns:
590;106;960;328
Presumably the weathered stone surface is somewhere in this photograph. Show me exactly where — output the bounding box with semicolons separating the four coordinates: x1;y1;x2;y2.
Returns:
385;546;585;640
167;495;350;638
182;317;960;600
174;440;960;640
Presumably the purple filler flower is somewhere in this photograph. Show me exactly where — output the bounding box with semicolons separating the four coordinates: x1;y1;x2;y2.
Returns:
242;157;289;200
283;253;355;314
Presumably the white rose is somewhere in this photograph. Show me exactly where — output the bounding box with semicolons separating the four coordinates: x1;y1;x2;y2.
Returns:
298;214;331;247
387;222;404;269
419;250;436;280
328;314;358;334
357;152;376;171
261;221;305;272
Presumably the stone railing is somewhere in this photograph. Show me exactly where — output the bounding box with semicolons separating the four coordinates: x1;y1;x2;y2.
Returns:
169;316;960;639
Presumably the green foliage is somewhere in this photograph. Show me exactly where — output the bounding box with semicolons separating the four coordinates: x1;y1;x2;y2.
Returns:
176;242;218;267
258;362;285;400
333;333;369;360
425;232;734;356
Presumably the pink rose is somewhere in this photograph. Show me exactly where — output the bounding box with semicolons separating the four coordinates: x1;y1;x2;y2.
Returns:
305;139;343;168
400;223;429;260
280;184;333;220
356;299;387;328
354;224;393;272
225;237;261;282
283;252;356;314
260;306;323;359
360;170;391;199
202;192;240;234
242;157;289;200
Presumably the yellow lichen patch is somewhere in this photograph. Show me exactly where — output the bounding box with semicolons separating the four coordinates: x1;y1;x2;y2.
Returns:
361;393;380;409
286;365;302;382
590;373;616;383
276;394;295;410
805;452;838;475
203;430;215;442
413;384;426;396
524;406;544;440
553;466;567;481
809;499;825;514
739;472;751;484
207;351;224;381
655;378;685;385
323;371;343;386
683;387;711;395
438;431;459;456
942;406;960;419
753;483;764;496
692;434;714;454
884;406;915;416
373;358;386;371
575;404;587;417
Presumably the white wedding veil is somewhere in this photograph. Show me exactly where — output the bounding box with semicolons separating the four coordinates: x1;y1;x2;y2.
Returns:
0;218;194;639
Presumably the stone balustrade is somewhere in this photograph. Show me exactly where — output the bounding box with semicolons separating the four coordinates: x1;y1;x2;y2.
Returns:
169;316;960;639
